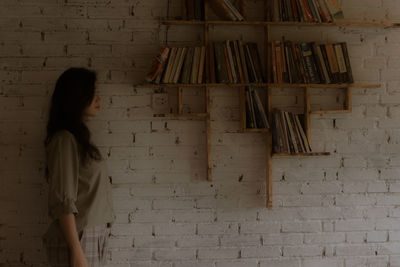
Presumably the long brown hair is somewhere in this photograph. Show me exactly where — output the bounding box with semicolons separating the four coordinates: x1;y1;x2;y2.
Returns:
45;67;101;164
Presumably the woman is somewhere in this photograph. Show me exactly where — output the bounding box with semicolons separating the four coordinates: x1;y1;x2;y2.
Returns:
43;68;115;267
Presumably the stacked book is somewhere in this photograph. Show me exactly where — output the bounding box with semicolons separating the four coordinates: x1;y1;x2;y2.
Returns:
208;0;244;21
266;0;344;22
272;109;312;154
146;46;207;84
245;87;270;129
271;41;353;84
183;0;205;20
209;40;264;84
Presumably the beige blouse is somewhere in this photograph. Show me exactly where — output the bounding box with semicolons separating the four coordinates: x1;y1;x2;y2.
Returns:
43;130;114;241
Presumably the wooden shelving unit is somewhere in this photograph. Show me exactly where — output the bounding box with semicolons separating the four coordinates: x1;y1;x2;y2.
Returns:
136;0;387;209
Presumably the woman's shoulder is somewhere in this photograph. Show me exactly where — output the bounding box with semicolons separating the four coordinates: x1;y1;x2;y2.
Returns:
47;130;77;149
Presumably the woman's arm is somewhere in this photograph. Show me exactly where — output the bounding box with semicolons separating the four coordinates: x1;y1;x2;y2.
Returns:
59;213;88;267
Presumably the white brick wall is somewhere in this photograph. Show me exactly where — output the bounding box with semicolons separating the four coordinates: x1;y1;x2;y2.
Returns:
1;0;400;266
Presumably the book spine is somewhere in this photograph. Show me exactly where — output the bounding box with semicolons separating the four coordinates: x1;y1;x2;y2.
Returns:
162;47;177;83
306;0;319;22
245;90;255;128
187;0;195;20
280;110;290;153
285;0;294;21
180;47;194;83
173;47;187;83
247;87;257;128
311;0;323;22
317;0;333;22
298;0;313;22
238;40;249;83
214;42;229;83
223;42;233;83
334;43;347;83
249;43;264;82
209;43;216;83
295;43;308;83
340;42;354;83
245;44;257;82
291;41;304;83
295;114;312;153
275;42;283;83
197;46;206;84
273;0;280;21
310;43;325;83
284;111;299;153
319;44;333;83
191;46;200;83
271;42;278;83
280;41;288;83
300;42;320;83
226;40;237;83
252;87;269;128
315;44;330;84
272;110;281;153
223;0;244;20
170;47;183;83
291;112;305;152
290;0;299;21
233;40;244;83
325;43;340;83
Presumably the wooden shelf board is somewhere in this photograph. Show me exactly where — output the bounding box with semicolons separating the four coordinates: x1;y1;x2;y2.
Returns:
311;110;351;114
244;128;269;133
273;152;331;157
268;83;381;88
136;83;380;88
153;113;208;117
267;21;400;28
161;20;400;28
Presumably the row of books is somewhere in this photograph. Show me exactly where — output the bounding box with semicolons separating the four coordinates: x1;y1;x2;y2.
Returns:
146;46;207;84
272;109;311;154
211;40;264;84
245;87;270;129
271;41;353;84
183;0;205;20
145;40;265;84
208;0;244;21
266;0;344;22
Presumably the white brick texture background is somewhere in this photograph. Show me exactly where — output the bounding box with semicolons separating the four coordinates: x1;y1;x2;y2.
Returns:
1;0;400;266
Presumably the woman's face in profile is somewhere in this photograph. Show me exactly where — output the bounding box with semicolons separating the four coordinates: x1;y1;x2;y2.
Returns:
83;88;100;117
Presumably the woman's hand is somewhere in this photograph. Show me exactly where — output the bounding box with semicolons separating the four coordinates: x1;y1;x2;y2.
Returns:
58;213;88;267
70;245;89;267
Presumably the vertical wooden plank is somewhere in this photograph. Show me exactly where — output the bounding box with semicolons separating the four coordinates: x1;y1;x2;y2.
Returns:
266;13;272;209
206;86;212;181
346;86;352;112
178;87;183;114
240;87;246;131
305;87;311;147
204;0;211;181
267;131;273;209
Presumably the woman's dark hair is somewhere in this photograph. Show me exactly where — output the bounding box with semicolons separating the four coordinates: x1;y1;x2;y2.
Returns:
45;67;101;164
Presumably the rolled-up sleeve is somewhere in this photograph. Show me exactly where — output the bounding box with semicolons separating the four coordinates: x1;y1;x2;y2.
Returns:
46;131;79;220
